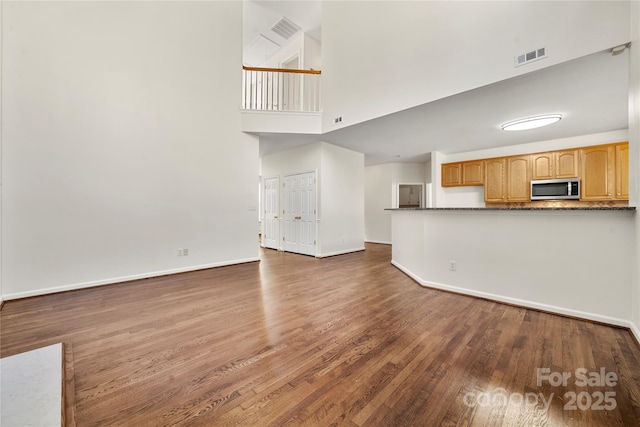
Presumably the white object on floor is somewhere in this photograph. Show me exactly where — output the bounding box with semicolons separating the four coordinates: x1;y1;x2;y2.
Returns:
1;343;62;427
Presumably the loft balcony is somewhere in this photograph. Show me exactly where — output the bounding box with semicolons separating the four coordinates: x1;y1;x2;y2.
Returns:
240;66;322;134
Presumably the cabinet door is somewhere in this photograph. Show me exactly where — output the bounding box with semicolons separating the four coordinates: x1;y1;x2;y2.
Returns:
615;143;629;200
581;145;615;200
531;153;553;180
555;150;579;178
442;163;462;187
462;161;484;186
484;158;506;202
507;155;531;201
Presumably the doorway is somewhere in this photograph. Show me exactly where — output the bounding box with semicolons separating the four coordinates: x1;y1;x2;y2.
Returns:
282;55;299;70
397;183;424;208
263;177;279;249
283;171;316;256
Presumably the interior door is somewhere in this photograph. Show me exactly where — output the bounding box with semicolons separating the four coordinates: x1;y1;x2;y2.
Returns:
263;177;279;249
283;172;316;256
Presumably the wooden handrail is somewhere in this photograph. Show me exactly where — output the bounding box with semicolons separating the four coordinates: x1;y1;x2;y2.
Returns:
242;65;321;75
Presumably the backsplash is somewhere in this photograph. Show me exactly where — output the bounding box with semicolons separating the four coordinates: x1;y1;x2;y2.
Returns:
487;200;629;208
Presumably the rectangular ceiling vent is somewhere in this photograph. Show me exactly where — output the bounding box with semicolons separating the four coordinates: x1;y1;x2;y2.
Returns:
515;47;547;67
270;17;301;40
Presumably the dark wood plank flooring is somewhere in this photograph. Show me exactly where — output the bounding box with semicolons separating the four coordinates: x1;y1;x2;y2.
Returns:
2;243;640;426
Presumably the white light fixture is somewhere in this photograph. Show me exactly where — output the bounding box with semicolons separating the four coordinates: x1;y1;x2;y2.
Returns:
501;114;562;131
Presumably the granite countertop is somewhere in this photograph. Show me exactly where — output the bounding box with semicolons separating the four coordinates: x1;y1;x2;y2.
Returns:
386;207;636;211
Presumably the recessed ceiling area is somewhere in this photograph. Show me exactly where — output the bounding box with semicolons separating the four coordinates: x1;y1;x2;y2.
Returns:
258;49;629;165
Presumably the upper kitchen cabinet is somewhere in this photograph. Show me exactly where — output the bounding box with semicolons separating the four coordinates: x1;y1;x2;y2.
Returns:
580;142;628;201
484;158;506;203
531;152;553;180
462;161;484;186
484;155;529;203
531;150;579;180
442;160;484;187
615;143;629;200
442;141;627;205
555;150;580;178
506;155;531;201
442;163;462;187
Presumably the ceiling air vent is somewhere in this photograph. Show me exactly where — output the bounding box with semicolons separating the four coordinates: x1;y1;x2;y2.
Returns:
515;47;547;67
270;17;301;40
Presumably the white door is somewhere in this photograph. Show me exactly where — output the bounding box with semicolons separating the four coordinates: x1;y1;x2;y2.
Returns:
263;177;279;249
283;172;316;256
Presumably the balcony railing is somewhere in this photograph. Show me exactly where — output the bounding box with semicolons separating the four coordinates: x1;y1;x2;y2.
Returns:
242;66;321;113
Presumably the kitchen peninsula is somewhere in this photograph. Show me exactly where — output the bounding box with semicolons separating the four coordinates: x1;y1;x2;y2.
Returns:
387;206;636;329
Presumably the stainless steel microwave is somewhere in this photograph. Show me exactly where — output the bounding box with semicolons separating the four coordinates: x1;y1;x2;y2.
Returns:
530;178;580;201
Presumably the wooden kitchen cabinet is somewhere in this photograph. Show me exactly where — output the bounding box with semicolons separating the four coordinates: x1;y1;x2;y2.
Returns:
444;141;627;204
531;150;578;180
462;161;484;185
485;155;530;202
442;160;484;186
507;155;531;201
442;163;462;187
531;152;553;180
484;158;506;202
555;150;579;178
581;145;615;200
615;143;629;199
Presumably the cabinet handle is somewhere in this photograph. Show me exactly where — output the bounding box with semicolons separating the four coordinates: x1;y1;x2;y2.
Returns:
274;216;278;219
294;216;302;220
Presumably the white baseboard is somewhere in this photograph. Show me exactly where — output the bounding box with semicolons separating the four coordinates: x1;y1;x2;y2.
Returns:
3;257;261;301
364;240;392;245
317;247;365;258
391;259;633;329
631;322;640;346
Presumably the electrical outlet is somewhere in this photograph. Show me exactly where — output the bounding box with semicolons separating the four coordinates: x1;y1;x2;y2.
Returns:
183;248;189;256
334;116;342;124
177;248;183;256
449;260;457;271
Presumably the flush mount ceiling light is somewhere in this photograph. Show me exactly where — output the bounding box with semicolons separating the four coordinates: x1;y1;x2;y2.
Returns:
501;114;562;131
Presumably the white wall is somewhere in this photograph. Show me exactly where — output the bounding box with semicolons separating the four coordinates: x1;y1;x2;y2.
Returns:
390;163;426;208
0;0;3;305
322;1;630;131
424;160;432;184
365;164;393;244
431;129;630;208
318;142;365;256
392;210;635;326
261;142;322;182
630;1;640;340
365;163;427;244
261;141;364;257
304;34;322;71
2;2;259;299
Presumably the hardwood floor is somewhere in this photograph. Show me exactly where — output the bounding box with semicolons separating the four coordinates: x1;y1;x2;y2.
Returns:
2;243;640;426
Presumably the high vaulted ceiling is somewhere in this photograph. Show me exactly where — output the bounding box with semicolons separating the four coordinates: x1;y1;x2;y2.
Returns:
258;49;629;165
243;0;321;66
244;1;630;166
